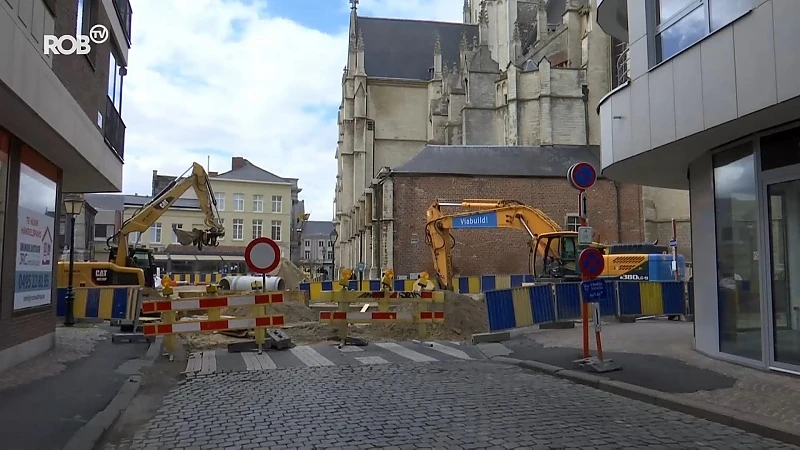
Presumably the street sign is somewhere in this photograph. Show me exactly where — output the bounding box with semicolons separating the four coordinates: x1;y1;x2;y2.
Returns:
568;162;597;190
452;211;498;229
669;239;678;248
578;247;605;280
578;226;593;245
578;191;588;219
244;237;281;274
580;279;606;303
358;262;365;272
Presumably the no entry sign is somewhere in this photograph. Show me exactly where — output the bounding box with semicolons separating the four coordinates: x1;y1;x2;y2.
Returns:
244;237;281;274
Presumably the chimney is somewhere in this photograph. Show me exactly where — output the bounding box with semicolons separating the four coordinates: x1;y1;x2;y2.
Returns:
232;157;246;170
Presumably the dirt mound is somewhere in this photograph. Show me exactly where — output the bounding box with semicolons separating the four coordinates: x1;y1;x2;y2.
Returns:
274;258;305;290
223;301;318;323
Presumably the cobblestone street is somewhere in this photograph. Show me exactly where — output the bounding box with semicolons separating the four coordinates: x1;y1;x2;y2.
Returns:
117;360;796;450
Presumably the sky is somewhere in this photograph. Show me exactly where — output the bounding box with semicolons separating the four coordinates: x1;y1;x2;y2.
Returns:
121;0;463;222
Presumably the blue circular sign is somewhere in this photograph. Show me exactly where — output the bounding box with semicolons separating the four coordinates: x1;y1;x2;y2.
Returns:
569;162;597;190
578;248;605;279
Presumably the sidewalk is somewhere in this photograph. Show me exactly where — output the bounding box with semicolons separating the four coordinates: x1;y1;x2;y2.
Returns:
0;324;151;450
491;320;800;442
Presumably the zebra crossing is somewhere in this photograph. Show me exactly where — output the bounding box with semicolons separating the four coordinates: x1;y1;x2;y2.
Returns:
183;340;485;375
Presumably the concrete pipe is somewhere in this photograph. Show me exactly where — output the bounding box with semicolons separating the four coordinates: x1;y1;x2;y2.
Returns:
219;275;286;292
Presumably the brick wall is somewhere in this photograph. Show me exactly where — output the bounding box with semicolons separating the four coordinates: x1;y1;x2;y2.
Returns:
391;175;643;276
52;0;116;128
0;309;57;353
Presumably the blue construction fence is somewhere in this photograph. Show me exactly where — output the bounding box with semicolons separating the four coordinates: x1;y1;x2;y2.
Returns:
484;280;691;332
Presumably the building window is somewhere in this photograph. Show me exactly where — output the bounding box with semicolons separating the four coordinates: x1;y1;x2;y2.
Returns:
327;251;333;260
271;220;282;241
215;192;225;211
565;214;581;232
318;240;325;248
217;218;224;240
15;150;58;311
272;195;282;213
172;224;183;244
252;219;263;239
129;231;140;245
304;239;310;248
233;193;244;212
107;49;123;113
652;0;751;65
304;250;311;260
232;219;244;240
713;143;760;361
151;222;162;243
0;132;8;285
328;240;333;248
76;0;92;36
253;194;264;213
94;224;108;238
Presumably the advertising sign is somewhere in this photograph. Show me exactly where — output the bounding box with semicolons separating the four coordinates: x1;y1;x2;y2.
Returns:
15;206;55;310
452;211;498;229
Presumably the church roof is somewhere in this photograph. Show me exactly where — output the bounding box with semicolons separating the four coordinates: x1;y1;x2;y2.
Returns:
392;145;601;178
357;16;478;80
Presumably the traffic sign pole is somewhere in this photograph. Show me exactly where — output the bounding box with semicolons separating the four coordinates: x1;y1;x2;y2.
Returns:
579;190;590;358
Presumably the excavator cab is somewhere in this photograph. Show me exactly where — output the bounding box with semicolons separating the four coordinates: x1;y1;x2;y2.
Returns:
532;232;583;282
109;245;157;288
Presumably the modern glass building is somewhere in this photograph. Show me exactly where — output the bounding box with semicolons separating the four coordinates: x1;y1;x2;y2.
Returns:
596;0;800;374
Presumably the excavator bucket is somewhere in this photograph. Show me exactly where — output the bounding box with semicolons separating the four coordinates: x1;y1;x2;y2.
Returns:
174;228;204;246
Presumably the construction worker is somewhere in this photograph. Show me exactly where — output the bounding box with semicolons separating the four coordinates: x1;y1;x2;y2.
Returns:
381;269;394;291
413;271;435;293
338;268;353;291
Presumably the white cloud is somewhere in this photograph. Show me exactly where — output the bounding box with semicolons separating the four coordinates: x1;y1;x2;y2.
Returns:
356;0;463;22
122;0;464;223
123;0;348;221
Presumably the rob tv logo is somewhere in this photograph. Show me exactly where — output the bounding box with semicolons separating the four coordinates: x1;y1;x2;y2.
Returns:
43;24;108;55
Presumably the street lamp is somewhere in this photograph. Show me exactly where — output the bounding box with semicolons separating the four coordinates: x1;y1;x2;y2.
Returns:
63;194;85;327
329;228;338;281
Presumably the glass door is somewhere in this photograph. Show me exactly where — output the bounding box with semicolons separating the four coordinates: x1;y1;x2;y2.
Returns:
764;178;800;370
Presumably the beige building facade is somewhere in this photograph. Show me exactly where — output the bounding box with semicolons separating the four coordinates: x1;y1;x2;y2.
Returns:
333;0;691;279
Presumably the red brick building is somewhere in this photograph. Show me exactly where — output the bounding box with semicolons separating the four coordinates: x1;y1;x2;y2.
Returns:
374;145;644;276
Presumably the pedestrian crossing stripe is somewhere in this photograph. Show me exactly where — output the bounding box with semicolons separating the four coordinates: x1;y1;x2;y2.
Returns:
183;341;480;375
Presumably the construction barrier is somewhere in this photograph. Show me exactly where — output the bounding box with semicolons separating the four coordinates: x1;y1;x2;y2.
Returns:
318;290;445;340
141;291;286;354
484;280;689;332
300;274;537;301
168;273;246;283
56;286;140;321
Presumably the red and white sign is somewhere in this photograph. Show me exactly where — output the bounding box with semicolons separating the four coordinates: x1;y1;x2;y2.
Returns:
244;237;281;274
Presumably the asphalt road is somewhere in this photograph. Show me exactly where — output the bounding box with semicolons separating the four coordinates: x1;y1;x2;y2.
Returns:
120;358;796;450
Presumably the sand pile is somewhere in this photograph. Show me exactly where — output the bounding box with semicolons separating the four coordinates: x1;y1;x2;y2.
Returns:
274;258;305;290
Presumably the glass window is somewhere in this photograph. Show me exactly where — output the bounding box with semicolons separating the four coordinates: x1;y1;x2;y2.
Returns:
151;223;162;243
253;194;264;213
15;159;58;311
0;131;8;281
656;5;706;63
215;192;225;211
233;193;244;212
653;0;752;64
713;144;761;360
709;0;752;32
271;220;282;241
107;50;123;111
76;0;92;36
760;127;800;171
232;219;243;240
272;195;282;213
252;219;262;239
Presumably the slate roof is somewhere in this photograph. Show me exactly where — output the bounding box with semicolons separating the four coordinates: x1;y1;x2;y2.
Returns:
358;16;478;80
392;145;601;177
125;195;201;210
214;160;291;184
85;193;125;211
302;221;335;237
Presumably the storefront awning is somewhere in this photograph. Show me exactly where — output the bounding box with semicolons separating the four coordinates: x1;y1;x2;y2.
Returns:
222;255;246;261
153;254;169;261
171;255;197;261
196;255;223;261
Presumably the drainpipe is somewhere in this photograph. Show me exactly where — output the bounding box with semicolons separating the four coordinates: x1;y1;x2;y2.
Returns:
581;84;590;149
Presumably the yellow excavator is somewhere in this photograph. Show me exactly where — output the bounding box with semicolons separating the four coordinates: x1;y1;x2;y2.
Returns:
58;163;225;291
424;199;684;290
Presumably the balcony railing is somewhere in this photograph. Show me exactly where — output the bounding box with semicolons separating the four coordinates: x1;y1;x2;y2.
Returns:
112;0;132;44
104;96;126;160
613;41;630;89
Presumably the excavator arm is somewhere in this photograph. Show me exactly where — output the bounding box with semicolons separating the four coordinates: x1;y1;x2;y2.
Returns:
108;162;225;267
425;199;566;290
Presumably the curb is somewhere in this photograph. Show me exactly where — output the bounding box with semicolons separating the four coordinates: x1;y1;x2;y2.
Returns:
64;337;164;450
493;356;800;446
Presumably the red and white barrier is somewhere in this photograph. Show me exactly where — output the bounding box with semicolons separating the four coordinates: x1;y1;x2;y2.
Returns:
142;292;284;313
319;311;445;323
143;315;285;336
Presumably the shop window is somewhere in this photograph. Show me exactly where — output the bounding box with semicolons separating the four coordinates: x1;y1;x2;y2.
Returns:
713;143;761;360
15;147;59;311
760;126;800;172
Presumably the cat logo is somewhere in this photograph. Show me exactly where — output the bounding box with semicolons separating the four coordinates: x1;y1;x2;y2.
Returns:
154;197;174;210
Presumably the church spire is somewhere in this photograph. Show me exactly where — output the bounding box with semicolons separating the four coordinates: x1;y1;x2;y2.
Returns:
357;30;365;51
